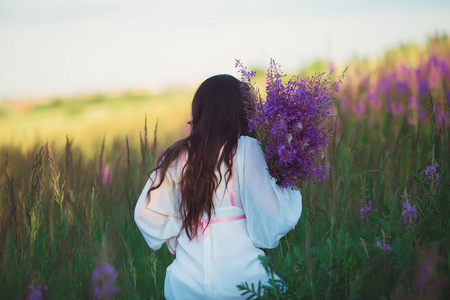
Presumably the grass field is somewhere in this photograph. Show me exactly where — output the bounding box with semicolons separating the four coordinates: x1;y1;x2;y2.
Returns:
1;35;449;299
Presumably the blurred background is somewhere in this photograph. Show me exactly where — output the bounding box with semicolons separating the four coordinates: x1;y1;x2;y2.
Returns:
1;0;450;154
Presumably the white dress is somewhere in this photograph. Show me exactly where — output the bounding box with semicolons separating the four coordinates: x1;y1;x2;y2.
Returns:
135;136;302;299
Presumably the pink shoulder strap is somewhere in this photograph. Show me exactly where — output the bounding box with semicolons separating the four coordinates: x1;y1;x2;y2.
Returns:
228;175;235;206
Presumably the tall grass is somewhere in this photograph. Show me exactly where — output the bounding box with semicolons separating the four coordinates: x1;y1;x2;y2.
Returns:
0;120;175;299
1;99;447;299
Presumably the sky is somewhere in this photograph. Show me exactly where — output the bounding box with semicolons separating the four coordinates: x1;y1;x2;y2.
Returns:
0;0;449;99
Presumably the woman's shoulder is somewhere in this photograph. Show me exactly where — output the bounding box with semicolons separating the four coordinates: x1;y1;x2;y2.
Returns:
237;135;263;156
238;135;260;146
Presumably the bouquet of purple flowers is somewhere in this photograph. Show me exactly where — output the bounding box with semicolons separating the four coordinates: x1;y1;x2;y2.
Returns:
236;59;345;188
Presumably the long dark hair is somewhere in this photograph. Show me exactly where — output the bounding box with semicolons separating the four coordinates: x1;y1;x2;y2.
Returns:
148;74;252;240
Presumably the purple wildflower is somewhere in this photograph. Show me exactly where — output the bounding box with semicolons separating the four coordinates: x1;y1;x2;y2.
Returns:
418;78;429;95
377;76;392;94
235;59;256;83
352;101;366;117
376;241;392;252
446;89;450;104
424;162;440;187
26;284;48;300
396;80;409;95
437;110;449;124
92;287;104;299
401;200;417;230
91;262;120;299
386;98;405;115
236;59;344;188
360;200;373;222
366;91;381;109
360;187;372;222
427;55;450;87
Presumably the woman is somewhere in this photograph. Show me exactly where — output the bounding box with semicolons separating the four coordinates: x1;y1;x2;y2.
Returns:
135;74;302;299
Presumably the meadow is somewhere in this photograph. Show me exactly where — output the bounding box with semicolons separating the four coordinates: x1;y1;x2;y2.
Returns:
1;35;449;299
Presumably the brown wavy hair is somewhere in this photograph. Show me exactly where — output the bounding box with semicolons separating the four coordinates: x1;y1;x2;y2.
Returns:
147;74;253;240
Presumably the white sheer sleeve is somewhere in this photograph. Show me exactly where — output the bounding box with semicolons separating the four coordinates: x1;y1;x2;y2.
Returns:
134;168;182;251
237;136;302;249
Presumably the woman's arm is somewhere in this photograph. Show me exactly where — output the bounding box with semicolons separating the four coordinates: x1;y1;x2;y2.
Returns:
134;171;181;251
237;136;302;249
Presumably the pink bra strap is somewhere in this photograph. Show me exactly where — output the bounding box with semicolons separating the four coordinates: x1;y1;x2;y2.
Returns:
197;214;246;242
229;176;235;206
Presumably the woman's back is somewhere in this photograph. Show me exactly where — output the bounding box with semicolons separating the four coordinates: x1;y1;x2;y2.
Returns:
135;136;302;299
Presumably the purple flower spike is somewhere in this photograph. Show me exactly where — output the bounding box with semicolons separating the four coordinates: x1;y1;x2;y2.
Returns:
92;262;117;282
396;80;409;95
424;162;440;187
360;196;372;222
418;79;429;95
401;200;417;230
377;241;392;252
26;283;48;300
91;262;120;299
377;76;392;94
359;189;373;222
367;91;381;109
352;101;366;117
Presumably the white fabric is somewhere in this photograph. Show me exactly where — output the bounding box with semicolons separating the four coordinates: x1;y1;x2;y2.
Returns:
135;136;302;299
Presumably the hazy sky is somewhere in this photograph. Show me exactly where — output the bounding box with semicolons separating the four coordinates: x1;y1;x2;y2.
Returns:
1;0;449;99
